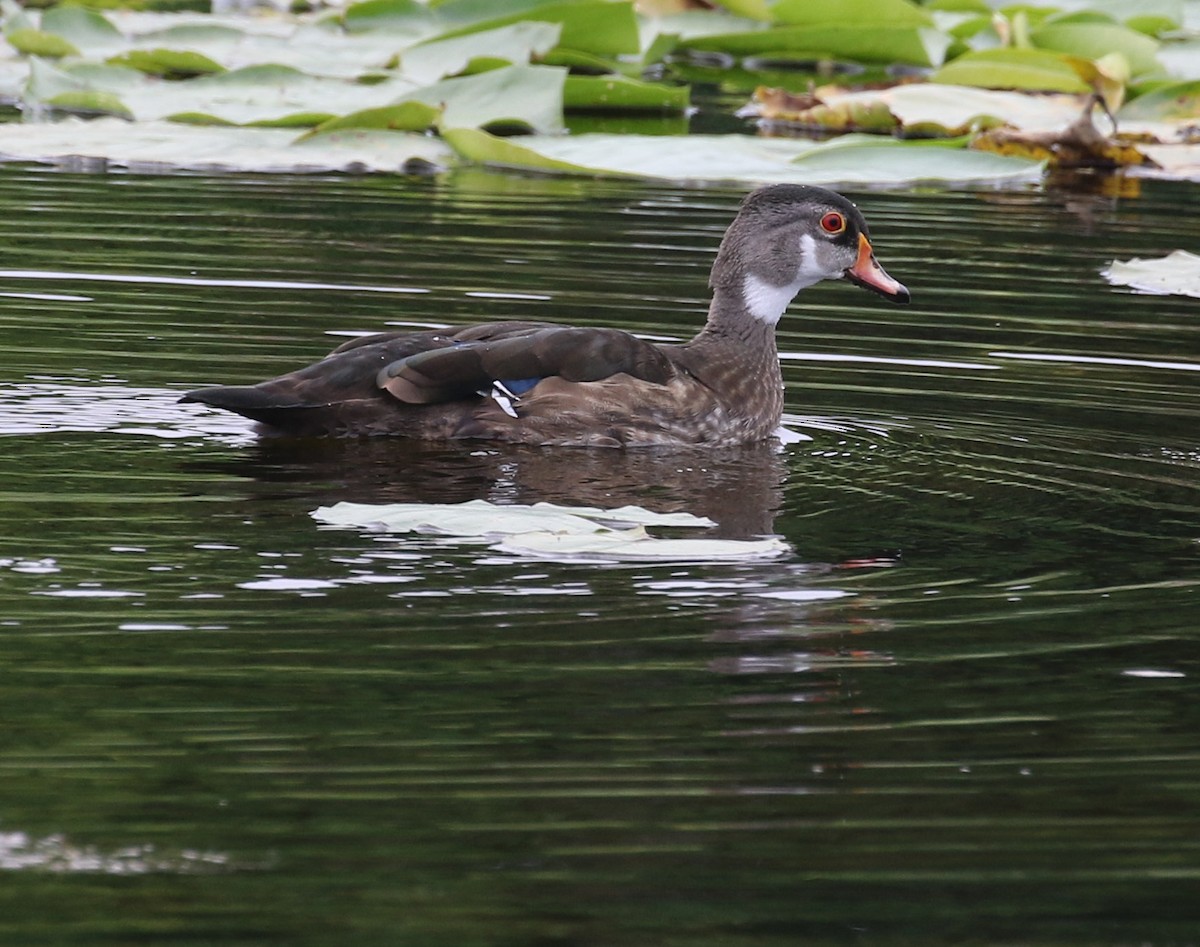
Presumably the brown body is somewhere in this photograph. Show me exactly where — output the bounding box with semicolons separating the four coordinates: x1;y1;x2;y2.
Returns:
182;185;908;447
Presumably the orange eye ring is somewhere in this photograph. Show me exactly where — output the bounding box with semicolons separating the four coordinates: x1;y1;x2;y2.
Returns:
820;212;846;235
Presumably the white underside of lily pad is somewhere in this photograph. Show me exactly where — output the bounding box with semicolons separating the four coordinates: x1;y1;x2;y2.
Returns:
312;499;789;562
0;118;452;173
1102;250;1200;298
443;129;1043;186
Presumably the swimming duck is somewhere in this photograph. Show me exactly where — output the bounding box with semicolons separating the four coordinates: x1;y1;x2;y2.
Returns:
182;184;909;447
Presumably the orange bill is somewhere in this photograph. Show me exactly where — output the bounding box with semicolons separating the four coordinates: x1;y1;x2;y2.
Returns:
846;232;910;303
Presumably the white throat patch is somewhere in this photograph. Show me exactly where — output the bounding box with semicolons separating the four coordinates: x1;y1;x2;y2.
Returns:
743;234;834;325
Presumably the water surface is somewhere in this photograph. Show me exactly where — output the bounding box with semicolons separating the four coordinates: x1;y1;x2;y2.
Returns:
0;166;1198;944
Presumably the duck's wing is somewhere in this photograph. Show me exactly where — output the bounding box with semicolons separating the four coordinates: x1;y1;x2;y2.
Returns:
377;325;677;404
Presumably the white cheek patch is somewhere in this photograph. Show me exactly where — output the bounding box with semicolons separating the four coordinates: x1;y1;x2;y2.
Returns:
743;234;837;324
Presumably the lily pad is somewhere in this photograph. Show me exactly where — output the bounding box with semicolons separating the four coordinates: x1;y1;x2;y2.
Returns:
108;47;226;79
684;25;952;67
1031;22;1161;76
6;28;80;59
311;499;788;562
400;64;566;134
399;20;561;85
304;100;441;136
932;47;1091;92
431;0;641;59
443;127;1042;185
1102;250;1200;298
564;73;688;112
1120;79;1200;119
39;5;125;52
770;0;934;28
0;117;454;174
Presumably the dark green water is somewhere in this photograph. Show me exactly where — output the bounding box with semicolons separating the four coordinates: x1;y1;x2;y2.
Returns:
0;165;1198;944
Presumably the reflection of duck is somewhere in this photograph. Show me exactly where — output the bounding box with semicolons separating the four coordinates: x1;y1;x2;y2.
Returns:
183;184;908;446
195;438;790;539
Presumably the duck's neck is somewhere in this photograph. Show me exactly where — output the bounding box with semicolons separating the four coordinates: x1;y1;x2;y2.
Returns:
699;274;803;345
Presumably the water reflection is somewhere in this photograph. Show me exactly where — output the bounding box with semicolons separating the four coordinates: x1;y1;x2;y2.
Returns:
192;436;791;540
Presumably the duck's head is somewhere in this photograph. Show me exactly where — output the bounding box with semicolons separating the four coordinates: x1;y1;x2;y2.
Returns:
711;184;910;325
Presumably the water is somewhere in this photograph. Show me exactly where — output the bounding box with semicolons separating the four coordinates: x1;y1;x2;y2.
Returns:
0;165;1198;944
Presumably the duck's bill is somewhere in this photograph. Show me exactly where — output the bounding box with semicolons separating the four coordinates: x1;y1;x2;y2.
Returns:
846;233;910;304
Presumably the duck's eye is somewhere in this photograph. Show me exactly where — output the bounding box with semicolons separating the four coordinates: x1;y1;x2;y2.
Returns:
820;212;846;235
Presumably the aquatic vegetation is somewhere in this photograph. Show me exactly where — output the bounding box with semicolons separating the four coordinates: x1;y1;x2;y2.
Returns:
0;0;1196;181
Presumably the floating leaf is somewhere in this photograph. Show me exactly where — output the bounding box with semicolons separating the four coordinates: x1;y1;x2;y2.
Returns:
0;117;454;174
304;101;441;137
770;0;934;28
972;98;1152;168
38;5;124;52
1102;251;1200;298
399;20;561;85
932;48;1091;92
1031;22;1161;76
311;499;788;562
432;0;641;59
753;86;900;133
342;0;435;35
1120;79;1200;120
683;25;952;67
444;127;1042;185
43;89;133;120
400;64;566;134
6;28;80;59
108;48;226;79
564;74;688;113
819;83;1087;136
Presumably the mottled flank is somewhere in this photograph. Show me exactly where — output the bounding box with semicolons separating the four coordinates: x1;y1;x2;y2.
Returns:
182;184;908;447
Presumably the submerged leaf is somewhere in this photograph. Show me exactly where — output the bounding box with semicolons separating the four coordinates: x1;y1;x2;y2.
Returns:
1102;250;1200;298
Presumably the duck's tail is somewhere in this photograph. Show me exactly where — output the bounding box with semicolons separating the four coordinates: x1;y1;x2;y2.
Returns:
180;385;330;434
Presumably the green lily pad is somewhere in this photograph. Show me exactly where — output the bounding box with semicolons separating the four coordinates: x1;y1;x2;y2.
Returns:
303;101;441;137
1031;22;1161;76
1120;79;1200;119
400;64;566;134
1102;250;1200;298
684;25;952;67
39;5;124;51
108;48;226;79
932;47;1091;92
399;20;561;84
42;89;133;119
443;127;1042;185
0;117;454;173
432;0;640;59
564;74;688;113
770;0;934;28
6;28;80;59
342;0;435;35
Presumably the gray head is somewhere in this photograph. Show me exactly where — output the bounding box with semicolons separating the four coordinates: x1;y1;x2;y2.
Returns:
711;184;909;325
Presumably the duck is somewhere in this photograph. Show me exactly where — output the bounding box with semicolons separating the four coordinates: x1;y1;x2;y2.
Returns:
181;183;909;448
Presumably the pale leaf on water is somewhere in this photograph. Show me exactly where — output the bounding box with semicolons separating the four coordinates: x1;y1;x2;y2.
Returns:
311;499;788;562
1102;250;1200;298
